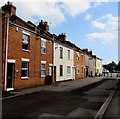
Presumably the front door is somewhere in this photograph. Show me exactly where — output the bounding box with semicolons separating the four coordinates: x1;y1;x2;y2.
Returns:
7;63;15;90
54;66;56;82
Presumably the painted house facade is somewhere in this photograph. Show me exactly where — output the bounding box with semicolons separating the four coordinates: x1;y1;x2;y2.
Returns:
53;34;75;82
2;2;53;91
74;46;86;79
95;57;103;76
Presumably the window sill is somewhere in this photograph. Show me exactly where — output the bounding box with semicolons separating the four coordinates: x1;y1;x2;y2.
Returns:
41;52;46;55
67;74;71;76
21;77;29;79
41;75;46;77
22;49;30;52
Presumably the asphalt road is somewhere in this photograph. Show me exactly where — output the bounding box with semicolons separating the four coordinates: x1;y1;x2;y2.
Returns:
2;78;119;119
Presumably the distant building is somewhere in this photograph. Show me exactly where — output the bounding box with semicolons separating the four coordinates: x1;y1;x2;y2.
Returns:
83;49;102;76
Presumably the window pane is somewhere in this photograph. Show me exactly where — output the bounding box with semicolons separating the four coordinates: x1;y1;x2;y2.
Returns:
22;44;28;50
67;66;71;74
21;70;28;77
60;65;63;76
41;63;46;76
22;34;29;50
68;50;70;60
41;40;46;54
41;70;45;75
41;64;45;69
22;62;28;68
22;61;28;77
60;47;63;58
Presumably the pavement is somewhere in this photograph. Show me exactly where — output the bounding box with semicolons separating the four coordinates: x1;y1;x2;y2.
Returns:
2;77;106;99
102;80;120;119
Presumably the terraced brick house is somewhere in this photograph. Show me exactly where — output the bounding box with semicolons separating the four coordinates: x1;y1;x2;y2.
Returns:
1;2;53;91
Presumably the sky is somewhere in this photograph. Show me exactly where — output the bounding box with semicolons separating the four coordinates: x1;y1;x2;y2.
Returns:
0;0;119;64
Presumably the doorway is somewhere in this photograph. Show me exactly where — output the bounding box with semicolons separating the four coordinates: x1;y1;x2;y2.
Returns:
53;66;56;82
7;63;15;91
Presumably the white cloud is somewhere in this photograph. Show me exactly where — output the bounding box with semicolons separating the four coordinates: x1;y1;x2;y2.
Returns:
92;21;106;30
0;0;91;28
59;0;90;17
85;14;118;44
86;32;117;44
85;14;92;20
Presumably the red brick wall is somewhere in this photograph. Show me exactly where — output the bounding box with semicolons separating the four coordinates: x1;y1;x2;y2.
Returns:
74;51;86;79
4;25;53;90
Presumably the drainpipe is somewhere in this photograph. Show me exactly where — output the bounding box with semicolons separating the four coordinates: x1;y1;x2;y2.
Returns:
4;16;9;91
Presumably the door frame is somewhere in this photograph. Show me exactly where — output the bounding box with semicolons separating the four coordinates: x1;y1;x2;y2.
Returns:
6;59;16;91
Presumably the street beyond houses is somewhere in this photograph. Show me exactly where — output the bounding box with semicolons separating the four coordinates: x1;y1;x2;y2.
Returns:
2;77;120;118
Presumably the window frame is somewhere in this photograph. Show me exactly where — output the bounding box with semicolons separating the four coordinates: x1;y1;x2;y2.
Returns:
77;66;80;74
21;58;29;79
41;61;46;77
68;50;70;60
41;39;46;54
67;66;71;75
22;33;30;51
60;47;63;59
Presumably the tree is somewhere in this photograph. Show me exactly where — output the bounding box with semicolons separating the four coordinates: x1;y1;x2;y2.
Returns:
103;61;117;72
116;61;120;70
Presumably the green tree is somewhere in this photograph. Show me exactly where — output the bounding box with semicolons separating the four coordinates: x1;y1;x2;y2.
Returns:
103;61;117;72
116;61;120;70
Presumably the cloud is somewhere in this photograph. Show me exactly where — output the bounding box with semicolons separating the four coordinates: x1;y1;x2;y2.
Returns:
85;14;92;20
85;14;118;44
92;21;106;29
58;0;90;17
1;0;91;28
86;32;117;44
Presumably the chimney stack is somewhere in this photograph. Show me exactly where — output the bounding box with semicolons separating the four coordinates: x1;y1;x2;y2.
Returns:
89;51;92;56
83;49;88;53
57;33;66;41
2;1;16;15
38;20;49;32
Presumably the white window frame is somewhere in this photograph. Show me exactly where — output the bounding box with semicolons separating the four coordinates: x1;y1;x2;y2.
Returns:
67;66;71;75
41;61;46;77
77;53;80;61
41;38;46;54
21;58;29;79
7;59;16;63
68;50;70;60
22;32;30;51
60;47;63;59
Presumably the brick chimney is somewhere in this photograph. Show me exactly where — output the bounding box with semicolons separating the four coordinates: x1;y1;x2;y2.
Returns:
57;33;66;41
2;1;16;15
88;51;92;56
38;20;49;32
83;49;88;53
